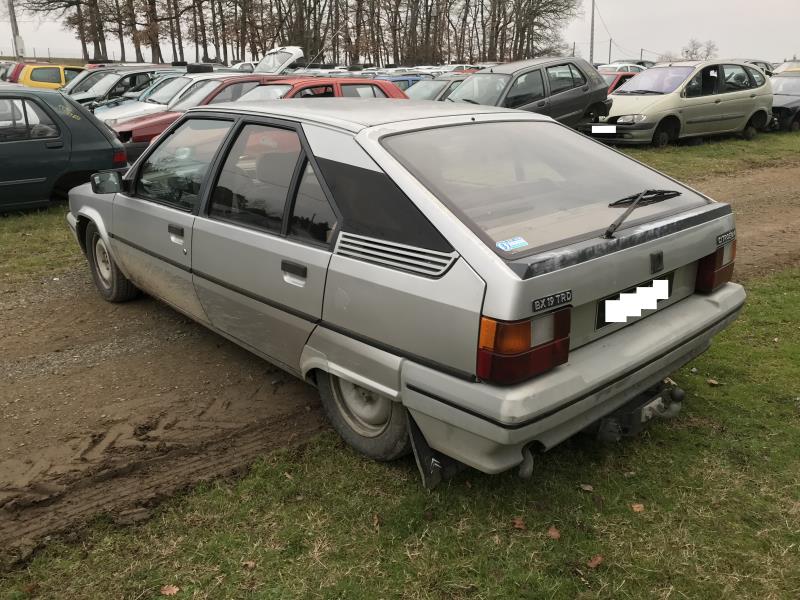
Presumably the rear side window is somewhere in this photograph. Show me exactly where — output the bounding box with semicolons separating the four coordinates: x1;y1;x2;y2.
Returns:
136;119;232;211
746;66;766;87
0;98;59;142
30;67;62;84
209;124;302;232
294;85;335;98
289;162;338;244
569;64;587;85
341;84;387;98
546;64;575;94
394;80;410;90
723;64;753;92
315;158;452;252
64;68;82;83
382;121;709;256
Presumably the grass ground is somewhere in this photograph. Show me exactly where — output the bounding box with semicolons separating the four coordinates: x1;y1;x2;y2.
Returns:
1;134;799;598
1;269;798;599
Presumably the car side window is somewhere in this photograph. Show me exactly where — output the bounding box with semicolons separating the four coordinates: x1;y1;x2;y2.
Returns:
0;98;59;142
64;68;82;84
505;70;545;108
441;80;462;100
135;119;232;211
295;85;335;98
723;65;753;92
30;67;62;84
289;161;338;244
394;80;409;90
209;124;302;233
546;64;575;94
210;81;259;103
569;64;587;85
341;84;388;98
747;67;766;87
686;66;719;98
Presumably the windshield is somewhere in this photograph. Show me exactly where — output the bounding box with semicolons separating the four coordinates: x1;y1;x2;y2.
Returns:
147;76;191;104
772;76;800;95
382;121;708;256
406;80;448;100
614;66;694;94
170;80;220;111
238;84;293;101
84;73;123;96
255;51;293;73
601;73;616;86
447;73;510;105
70;71;114;94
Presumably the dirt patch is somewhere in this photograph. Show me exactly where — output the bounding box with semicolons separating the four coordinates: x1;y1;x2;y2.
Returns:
0;163;798;565
688;164;800;278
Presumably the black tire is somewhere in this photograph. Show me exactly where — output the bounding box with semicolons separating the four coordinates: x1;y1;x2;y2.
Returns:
790;118;800;133
742;114;762;140
85;222;139;302
317;373;411;461
651;121;675;148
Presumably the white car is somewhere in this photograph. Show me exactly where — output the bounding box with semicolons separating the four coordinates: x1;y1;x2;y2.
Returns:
599;63;648;73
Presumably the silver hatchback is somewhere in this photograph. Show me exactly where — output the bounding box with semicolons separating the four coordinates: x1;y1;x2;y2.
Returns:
67;100;745;486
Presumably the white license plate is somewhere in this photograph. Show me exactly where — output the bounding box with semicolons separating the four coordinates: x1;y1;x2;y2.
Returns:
592;125;617;134
640;395;665;423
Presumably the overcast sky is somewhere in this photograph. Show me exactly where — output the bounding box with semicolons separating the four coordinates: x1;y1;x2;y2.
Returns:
1;0;798;63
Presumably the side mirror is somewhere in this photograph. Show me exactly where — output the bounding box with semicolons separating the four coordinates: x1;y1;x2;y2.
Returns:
90;170;122;194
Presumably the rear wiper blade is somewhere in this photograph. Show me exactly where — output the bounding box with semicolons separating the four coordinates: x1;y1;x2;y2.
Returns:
603;189;681;239
459;98;480;105
626;89;663;94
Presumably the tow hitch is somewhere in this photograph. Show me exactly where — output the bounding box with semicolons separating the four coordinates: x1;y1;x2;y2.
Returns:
595;383;685;443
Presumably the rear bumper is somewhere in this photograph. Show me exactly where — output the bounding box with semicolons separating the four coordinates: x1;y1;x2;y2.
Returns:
401;283;746;474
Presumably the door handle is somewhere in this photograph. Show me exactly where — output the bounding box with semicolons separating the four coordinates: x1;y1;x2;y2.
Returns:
714;99;721;104
582;86;589;92
749;94;756;98
45;140;64;149
281;260;307;279
537;100;547;107
167;223;184;245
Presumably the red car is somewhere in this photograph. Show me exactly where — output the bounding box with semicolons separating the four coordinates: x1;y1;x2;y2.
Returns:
114;75;407;160
599;70;637;93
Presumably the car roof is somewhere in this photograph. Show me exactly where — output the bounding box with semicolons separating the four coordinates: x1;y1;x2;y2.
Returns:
196;98;542;132
478;56;582;74
0;84;62;95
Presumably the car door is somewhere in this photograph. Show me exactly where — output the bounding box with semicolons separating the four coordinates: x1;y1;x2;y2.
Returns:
111;117;234;322
500;68;549;115
680;64;725;136
718;64;756;132
544;63;590;126
0;95;69;209
192;120;337;371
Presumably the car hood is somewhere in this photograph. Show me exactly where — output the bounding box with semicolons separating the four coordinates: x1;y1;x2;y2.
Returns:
773;94;800;109
607;93;670;117
114;111;179;133
95;101;166;122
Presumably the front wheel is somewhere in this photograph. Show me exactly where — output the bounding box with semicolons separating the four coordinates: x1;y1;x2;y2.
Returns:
85;222;139;302
317;373;411;461
651;121;675;148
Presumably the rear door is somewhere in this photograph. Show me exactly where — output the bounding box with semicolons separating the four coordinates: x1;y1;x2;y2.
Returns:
718;64;756;132
0;95;69;209
192;119;337;371
111;117;234;321
544;63;591;126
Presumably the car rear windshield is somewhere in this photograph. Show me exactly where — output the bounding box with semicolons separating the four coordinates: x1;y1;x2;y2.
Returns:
406;80;448;100
614;66;694;94
170;80;220;111
382;121;710;257
447;73;510;105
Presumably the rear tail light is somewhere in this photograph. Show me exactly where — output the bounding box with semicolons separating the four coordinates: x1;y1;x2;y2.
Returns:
112;149;127;167
695;240;736;293
477;308;571;385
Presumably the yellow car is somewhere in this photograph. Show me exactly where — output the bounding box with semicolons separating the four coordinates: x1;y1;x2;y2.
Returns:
18;64;84;90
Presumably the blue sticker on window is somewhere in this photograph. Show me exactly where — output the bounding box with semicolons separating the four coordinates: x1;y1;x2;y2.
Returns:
496;236;529;252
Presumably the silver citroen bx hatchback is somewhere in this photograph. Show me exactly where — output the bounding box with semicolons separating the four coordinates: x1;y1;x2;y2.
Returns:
68;100;745;486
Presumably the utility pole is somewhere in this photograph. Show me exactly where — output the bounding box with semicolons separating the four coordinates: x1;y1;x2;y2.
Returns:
608;38;612;63
7;0;23;59
588;0;595;63
572;41;576;57
640;48;644;61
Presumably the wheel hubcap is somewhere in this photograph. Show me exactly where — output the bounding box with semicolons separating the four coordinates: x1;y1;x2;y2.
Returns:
332;378;392;438
94;237;112;288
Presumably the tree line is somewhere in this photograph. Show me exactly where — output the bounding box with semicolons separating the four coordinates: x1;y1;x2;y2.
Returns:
20;0;579;66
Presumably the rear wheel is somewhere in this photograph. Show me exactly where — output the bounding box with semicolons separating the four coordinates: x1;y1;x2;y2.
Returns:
742;113;766;140
790;118;800;133
85;222;139;302
317;373;411;461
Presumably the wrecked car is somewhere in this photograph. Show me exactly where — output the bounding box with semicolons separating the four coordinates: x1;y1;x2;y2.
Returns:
67;100;745;486
770;73;800;132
